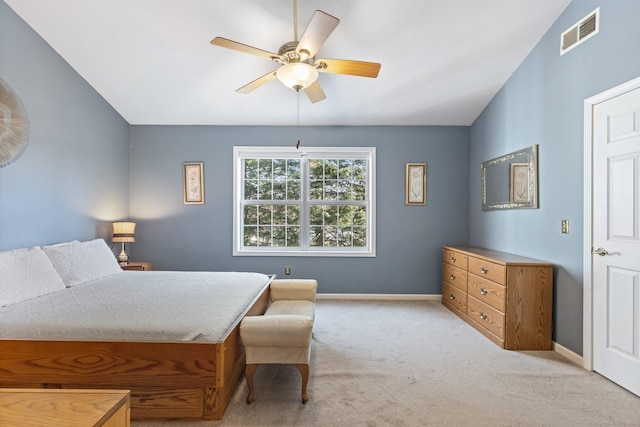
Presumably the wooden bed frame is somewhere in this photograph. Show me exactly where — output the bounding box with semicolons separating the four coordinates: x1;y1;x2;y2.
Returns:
0;278;272;421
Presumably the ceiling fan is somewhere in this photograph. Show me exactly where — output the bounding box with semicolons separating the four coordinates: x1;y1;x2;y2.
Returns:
210;0;381;103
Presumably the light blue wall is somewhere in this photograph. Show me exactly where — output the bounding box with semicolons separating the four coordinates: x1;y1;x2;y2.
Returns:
469;0;640;354
129;125;470;294
0;2;131;250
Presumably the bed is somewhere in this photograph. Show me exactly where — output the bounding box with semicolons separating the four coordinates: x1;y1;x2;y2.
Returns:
0;239;272;420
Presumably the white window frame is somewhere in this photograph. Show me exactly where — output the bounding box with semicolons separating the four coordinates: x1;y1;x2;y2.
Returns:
233;146;376;257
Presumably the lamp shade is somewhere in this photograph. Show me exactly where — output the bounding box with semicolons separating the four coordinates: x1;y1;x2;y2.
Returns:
112;221;136;243
276;63;319;90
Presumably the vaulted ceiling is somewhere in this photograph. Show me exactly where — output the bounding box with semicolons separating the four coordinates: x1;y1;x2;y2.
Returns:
5;0;571;126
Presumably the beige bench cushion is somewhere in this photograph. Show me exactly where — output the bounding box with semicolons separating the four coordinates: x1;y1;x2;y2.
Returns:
266;300;314;320
270;279;317;303
240;315;313;347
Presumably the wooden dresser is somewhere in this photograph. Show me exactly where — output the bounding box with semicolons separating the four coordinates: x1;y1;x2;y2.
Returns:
0;388;130;426
442;246;554;350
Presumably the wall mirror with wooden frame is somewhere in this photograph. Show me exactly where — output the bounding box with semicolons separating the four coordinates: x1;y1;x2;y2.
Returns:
481;145;538;211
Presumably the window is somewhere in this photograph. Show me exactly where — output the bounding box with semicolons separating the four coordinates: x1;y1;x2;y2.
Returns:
233;146;376;257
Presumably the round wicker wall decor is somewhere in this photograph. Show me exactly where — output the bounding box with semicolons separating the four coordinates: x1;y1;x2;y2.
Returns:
0;78;30;168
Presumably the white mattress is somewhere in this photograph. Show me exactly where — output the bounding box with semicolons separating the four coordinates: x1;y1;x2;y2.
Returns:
0;271;270;343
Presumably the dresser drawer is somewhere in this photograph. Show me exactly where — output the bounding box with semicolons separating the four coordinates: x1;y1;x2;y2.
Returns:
442;263;467;291
468;274;506;312
443;248;468;270
468;257;506;285
468;296;505;339
442;281;467;315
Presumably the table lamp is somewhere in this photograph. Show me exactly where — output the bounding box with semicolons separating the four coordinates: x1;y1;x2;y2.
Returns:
112;221;136;265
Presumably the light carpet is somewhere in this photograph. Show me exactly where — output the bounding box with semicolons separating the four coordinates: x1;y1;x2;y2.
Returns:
133;300;640;426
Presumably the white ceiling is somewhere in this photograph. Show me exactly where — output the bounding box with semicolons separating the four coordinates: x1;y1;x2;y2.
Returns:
5;0;571;126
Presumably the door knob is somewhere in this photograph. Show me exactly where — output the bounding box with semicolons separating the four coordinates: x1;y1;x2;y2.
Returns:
592;247;609;256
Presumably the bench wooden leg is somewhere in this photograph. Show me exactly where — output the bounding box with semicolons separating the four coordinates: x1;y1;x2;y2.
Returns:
245;364;258;404
296;363;310;403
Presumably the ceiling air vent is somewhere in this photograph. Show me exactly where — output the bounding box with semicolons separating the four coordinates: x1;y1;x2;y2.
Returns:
560;7;599;55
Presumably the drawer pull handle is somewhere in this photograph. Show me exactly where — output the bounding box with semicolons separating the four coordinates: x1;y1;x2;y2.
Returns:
450;274;456;280
481;267;488;274
480;288;487;295
449;294;456;300
451;256;456;263
479;312;487;320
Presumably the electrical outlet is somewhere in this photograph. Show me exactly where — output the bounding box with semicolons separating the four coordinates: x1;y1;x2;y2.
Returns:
284;266;291;275
561;220;570;234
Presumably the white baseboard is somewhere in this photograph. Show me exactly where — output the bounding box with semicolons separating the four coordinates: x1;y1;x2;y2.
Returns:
316;293;441;301
553;341;584;368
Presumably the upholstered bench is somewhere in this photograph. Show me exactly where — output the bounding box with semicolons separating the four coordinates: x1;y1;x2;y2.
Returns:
240;279;317;404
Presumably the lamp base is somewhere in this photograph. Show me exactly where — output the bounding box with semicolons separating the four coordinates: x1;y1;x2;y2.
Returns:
117;244;128;265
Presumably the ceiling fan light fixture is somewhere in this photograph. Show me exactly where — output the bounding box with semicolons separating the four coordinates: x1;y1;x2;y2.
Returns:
276;63;318;90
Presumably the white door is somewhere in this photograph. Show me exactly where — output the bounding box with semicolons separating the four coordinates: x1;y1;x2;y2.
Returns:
592;86;640;396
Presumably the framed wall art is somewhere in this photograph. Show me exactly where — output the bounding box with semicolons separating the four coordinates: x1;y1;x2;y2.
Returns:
183;162;205;204
510;162;532;205
405;162;426;205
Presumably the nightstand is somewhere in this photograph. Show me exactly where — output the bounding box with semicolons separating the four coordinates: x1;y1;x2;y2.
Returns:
121;261;153;271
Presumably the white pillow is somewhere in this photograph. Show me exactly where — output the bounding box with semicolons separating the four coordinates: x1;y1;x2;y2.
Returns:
0;246;66;307
42;239;122;287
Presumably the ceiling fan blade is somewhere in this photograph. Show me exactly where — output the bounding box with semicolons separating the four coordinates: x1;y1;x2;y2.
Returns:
304;81;327;103
316;58;381;78
297;10;339;58
211;37;282;61
236;71;278;94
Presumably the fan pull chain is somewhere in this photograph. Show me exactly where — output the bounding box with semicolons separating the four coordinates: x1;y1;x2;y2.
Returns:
296;88;301;149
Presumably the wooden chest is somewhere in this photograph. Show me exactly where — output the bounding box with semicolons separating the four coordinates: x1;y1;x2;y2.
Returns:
442;246;554;350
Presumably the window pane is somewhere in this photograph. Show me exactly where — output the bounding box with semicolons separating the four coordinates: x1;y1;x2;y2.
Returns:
287;226;299;246
272;226;286;246
288;159;301;179
287;205;300;225
244;159;258;180
273;159;286;178
310;205;323;225
244;205;258;225
324;180;338;200
287;179;301;200
353;226;367;247
326;160;338;179
353;206;367;225
323;205;338;224
353;160;367;180
310;180;323;200
259;159;272;179
258;179;273;200
244;226;258;246
309;160;323;180
338;179;351;200
339;159;352;178
338;226;353;247
323;226;337;246
273;180;286;200
258;205;272;225
273;205;286;225
338;205;353;225
309;226;323;247
258;226;272;246
245;180;258;200
353;180;366;201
